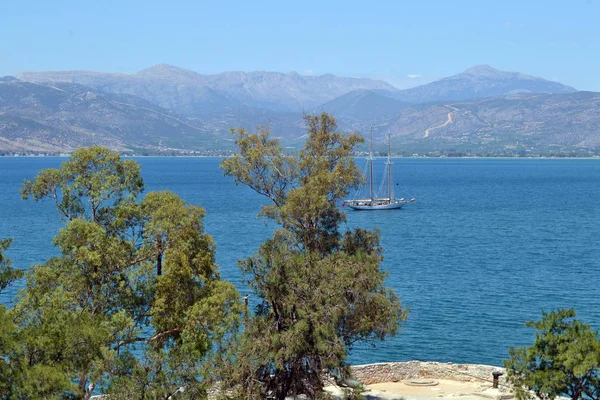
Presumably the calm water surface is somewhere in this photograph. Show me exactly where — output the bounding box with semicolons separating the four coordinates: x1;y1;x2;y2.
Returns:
1;157;599;367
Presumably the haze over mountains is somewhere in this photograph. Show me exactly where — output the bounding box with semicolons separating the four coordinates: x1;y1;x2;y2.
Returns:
2;64;597;155
18;64;397;113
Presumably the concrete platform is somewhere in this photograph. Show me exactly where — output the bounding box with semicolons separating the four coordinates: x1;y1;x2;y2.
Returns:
324;378;514;400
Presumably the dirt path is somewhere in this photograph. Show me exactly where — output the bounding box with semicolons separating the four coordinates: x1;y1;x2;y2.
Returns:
424;105;458;138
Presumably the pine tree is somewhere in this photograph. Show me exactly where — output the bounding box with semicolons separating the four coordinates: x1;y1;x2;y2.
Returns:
219;113;407;399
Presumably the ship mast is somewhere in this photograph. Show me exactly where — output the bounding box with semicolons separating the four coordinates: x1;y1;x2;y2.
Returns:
369;128;373;203
387;134;392;201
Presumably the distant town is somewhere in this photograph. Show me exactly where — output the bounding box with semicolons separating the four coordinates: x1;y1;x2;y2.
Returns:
3;148;600;158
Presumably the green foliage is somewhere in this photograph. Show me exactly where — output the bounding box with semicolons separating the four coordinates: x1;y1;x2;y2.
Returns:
0;238;23;294
0;241;71;400
21;146;143;223
12;146;241;399
505;309;600;400
220;113;407;400
221;114;363;254
0;240;23;399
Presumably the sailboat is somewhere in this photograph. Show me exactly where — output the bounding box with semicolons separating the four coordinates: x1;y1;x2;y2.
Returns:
344;132;415;211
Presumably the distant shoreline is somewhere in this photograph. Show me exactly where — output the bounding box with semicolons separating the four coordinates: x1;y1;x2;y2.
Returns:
2;154;600;160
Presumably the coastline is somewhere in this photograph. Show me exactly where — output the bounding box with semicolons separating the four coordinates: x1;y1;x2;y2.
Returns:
3;154;600;160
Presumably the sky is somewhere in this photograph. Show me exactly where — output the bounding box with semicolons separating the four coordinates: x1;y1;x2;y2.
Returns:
2;0;599;90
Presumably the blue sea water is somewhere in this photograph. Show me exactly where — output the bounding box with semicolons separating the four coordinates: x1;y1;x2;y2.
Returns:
1;157;599;367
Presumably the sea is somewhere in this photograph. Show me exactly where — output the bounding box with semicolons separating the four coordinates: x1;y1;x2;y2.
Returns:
1;156;599;368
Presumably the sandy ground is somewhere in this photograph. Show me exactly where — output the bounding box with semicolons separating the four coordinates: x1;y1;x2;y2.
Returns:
370;379;494;398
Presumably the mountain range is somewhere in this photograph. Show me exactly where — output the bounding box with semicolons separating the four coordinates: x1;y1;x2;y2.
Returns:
18;64;397;114
2;64;598;155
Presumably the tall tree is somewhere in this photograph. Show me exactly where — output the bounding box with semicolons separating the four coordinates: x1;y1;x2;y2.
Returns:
0;238;25;398
220;114;407;399
505;309;600;400
17;147;241;399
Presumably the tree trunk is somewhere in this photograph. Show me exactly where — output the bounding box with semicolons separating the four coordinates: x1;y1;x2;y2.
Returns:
78;372;87;397
157;253;162;276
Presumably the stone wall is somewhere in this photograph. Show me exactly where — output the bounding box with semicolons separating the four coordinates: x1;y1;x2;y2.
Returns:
351;361;506;386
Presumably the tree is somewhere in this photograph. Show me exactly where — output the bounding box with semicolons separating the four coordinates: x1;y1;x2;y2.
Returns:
0;238;25;398
505;308;600;400
16;146;241;399
219;114;407;399
0;238;23;294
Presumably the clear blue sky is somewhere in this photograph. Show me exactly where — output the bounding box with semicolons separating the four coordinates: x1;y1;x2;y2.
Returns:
2;0;599;90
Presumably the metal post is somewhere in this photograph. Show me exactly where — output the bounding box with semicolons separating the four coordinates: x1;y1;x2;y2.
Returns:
492;371;503;389
369;127;373;203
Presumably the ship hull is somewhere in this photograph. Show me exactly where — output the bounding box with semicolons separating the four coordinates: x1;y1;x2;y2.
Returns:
345;199;413;210
347;202;404;210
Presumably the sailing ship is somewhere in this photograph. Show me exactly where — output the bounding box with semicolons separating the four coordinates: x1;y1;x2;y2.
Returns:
344;132;415;211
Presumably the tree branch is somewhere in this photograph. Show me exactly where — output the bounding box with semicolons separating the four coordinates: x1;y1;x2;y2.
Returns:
114;327;184;350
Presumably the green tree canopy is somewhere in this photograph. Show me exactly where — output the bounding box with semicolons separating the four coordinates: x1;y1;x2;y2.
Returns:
505;308;600;400
12;146;241;399
220;114;407;400
0;238;23;295
21;146;143;223
0;238;25;398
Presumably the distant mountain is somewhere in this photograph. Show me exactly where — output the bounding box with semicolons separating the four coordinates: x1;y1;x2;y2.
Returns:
18;65;398;114
392;65;576;103
7;65;600;155
189;106;305;141
343;91;600;153
0;76;19;82
321;89;408;121
0;78;226;152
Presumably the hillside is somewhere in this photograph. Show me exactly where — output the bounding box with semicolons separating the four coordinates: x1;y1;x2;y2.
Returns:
0;79;226;152
349;92;600;154
320;90;408;122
